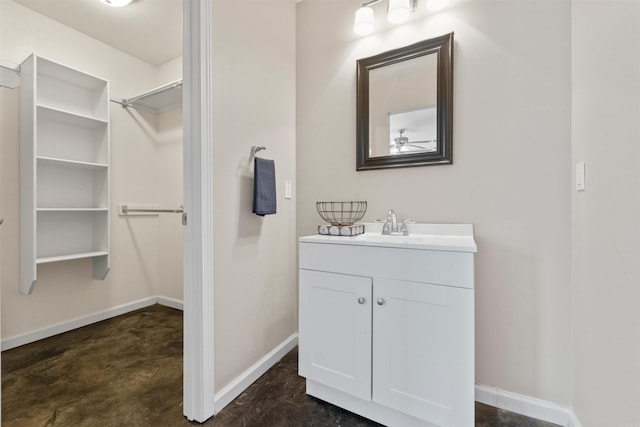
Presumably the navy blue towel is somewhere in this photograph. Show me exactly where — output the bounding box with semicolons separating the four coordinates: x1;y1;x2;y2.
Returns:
253;157;277;216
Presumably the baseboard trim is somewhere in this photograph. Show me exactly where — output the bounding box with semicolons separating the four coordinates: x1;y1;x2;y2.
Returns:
475;384;581;427
1;295;185;351
567;408;583;427
214;333;299;413
157;295;184;311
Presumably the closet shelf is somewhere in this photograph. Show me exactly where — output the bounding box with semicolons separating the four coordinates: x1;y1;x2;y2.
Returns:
121;80;182;113
37;57;107;93
37;156;108;170
37;104;108;127
37;251;109;265
0;59;20;89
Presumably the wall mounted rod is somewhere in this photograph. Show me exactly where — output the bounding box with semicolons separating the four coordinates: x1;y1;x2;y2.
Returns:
121;205;184;214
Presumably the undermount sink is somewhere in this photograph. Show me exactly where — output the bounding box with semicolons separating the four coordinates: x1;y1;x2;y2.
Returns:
301;222;477;252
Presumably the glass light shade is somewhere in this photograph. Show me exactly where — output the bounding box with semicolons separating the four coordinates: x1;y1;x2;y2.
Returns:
100;0;132;7
426;0;449;11
353;6;374;36
387;0;411;23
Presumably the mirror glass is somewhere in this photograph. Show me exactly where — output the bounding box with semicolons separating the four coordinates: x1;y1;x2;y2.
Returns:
356;33;453;170
388;106;437;154
369;53;437;157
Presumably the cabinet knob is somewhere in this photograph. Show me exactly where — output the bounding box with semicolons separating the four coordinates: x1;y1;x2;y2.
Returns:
357;297;366;305
377;298;385;306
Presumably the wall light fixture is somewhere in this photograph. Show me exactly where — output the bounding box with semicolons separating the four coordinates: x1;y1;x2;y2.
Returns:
353;0;449;35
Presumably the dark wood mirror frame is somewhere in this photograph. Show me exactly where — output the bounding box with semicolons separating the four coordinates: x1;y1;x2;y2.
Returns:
356;33;454;171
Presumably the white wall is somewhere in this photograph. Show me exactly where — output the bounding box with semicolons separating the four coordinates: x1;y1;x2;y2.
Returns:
157;56;182;86
297;0;572;404
571;1;640;425
156;106;183;300
211;0;297;391
0;0;179;339
127;57;184;302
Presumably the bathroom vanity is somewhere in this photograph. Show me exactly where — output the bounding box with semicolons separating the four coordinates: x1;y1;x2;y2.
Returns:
298;223;477;427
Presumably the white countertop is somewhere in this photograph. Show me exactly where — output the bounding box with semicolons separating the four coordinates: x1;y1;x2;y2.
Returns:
300;223;477;253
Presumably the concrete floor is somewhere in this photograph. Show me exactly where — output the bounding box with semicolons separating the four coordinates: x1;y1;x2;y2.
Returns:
2;305;560;426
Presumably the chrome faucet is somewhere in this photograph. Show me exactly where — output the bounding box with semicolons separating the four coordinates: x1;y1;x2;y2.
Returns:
382;210;413;236
382;209;401;235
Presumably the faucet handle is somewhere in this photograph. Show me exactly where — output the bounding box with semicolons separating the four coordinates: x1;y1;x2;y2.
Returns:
382;221;391;235
400;218;415;236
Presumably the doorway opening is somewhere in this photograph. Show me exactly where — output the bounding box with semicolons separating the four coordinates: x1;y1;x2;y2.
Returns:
0;0;212;423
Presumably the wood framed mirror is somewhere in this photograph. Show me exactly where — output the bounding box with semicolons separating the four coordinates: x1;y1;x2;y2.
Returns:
356;33;453;170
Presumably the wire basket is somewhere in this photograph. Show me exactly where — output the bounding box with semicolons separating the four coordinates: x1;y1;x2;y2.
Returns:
316;201;367;226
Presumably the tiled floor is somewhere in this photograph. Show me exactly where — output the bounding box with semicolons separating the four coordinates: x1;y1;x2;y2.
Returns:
2;305;560;426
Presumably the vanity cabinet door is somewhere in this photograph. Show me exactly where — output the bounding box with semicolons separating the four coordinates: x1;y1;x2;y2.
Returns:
372;278;474;427
299;269;372;401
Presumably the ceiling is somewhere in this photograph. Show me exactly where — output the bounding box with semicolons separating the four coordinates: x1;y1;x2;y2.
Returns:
14;0;182;66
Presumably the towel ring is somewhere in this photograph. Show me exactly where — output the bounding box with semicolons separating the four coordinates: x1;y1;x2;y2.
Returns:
251;146;266;157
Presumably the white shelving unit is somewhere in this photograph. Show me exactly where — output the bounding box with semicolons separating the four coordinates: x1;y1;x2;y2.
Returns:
20;55;110;294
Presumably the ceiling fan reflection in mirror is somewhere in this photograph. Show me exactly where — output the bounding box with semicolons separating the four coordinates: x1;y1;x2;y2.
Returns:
390;129;437;154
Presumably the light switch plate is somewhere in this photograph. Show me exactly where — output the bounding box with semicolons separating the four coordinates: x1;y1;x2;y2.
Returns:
576;162;585;191
284;181;292;199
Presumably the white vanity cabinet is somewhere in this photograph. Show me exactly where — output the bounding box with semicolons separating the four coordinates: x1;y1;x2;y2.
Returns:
299;224;476;427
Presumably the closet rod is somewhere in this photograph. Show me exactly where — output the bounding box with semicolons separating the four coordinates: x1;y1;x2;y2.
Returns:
121;204;184;214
